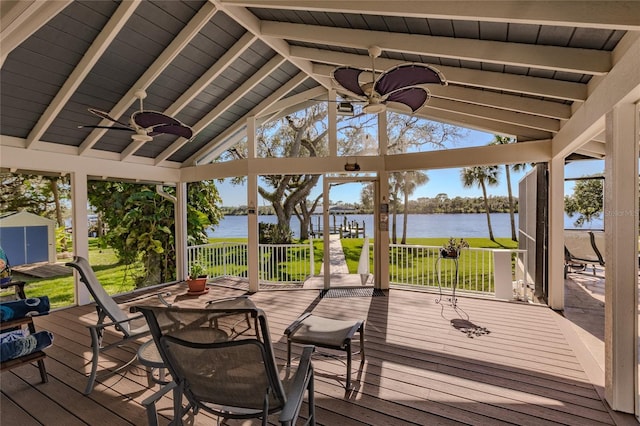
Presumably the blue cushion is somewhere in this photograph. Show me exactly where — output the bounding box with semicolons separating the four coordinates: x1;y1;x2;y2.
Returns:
0;330;53;362
0;296;50;322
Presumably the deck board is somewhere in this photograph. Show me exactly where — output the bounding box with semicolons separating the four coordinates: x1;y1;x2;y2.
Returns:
1;283;618;425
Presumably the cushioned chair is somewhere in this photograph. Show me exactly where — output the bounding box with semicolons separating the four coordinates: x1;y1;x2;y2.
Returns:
0;296;52;383
66;256;158;394
134;301;316;426
564;230;605;277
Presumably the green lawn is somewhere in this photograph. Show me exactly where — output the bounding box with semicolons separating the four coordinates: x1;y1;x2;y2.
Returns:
3;239;144;309
3;237;518;309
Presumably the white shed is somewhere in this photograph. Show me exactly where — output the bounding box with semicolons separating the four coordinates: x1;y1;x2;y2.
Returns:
0;211;56;266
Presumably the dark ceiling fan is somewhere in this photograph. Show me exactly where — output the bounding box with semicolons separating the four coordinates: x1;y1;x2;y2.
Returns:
332;46;447;114
78;89;193;143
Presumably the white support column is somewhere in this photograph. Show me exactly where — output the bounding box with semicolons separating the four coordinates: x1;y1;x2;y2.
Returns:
175;182;188;282
328;89;337;157
323;175;331;289
547;155;565;310
377;111;389;290
70;172;90;305
604;102;638;413
247;116;259;292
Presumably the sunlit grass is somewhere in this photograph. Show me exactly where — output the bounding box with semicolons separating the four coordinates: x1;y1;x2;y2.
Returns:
5;237;518;309
6;239;143;309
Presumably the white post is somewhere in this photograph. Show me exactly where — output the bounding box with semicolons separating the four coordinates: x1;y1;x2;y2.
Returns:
175;182;188;281
70;172;90;305
309;237;314;277
604;102;638;413
548;155;565;310
493;249;513;300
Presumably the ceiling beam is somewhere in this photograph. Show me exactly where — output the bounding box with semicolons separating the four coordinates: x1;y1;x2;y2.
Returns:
263;21;610;75
154;55;285;164
385;139;552;171
0;139;180;183
121;31;256;160
303;48;586;102
25;1;141;150
79;2;218;154
0;0;73;66
184;72;311;166
552;32;640;158
213;2;331;89
414;106;553;141
426;98;561;133
220;1;640;31
259;86;327;118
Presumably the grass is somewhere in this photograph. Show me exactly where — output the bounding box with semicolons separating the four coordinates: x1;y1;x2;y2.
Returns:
3;237;518;309
2;239;143;309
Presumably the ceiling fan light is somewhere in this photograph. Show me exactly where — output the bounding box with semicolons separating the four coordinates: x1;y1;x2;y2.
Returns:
337;102;354;116
131;134;153;143
363;103;386;114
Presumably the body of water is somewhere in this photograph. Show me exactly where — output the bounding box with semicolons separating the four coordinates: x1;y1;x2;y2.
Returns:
207;213;604;239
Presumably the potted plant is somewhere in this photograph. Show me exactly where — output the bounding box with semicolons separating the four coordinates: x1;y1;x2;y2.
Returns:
440;237;469;259
187;261;208;293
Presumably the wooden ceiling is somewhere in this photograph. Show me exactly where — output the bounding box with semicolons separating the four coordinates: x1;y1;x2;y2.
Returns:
1;1;639;181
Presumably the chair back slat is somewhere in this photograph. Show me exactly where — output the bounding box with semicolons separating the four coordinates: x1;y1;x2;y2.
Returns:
134;303;288;417
66;256;129;330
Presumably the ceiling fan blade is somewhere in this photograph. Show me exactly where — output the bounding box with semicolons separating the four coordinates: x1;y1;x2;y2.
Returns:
332;67;367;97
375;64;446;97
77;125;133;131
88;108;131;128
384;86;430;113
133;111;181;128
149;124;193;139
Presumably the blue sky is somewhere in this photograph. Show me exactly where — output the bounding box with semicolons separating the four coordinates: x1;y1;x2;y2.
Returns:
215;129;604;206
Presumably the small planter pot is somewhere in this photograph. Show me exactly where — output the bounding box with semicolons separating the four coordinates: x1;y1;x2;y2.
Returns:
440;249;459;259
187;277;207;293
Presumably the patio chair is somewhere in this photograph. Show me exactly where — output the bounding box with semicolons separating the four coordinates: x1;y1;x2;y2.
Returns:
66;256;159;394
134;303;316;426
564;230;605;277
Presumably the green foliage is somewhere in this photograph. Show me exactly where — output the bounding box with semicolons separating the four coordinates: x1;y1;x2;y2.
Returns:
188;261;206;278
87;181;222;287
564;177;603;227
0;173;70;225
259;222;293;244
55;226;72;253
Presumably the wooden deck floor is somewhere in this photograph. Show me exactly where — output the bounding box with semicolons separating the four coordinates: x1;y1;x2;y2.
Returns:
0;283;623;425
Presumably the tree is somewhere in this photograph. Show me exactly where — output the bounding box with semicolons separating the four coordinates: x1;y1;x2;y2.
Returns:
385;113;467;242
87;181;222;287
564;176;604;227
400;171;429;244
0;173;70;226
460;166;500;241
489;135;522;241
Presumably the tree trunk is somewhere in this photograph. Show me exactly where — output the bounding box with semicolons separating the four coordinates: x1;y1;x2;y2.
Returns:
505;165;517;241
480;181;495;241
51;178;63;227
401;190;409;244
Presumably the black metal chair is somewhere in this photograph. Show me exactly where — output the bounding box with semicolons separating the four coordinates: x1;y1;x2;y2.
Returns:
134;301;316;426
66;256;159;394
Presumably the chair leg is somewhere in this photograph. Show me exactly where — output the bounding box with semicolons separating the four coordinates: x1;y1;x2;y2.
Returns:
308;368;315;426
359;323;365;363
345;340;352;390
287;339;292;366
84;327;102;394
36;358;48;383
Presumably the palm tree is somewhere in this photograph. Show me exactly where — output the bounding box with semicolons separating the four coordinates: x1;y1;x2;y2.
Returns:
489;135;520;241
460;166;500;241
400;171;429;244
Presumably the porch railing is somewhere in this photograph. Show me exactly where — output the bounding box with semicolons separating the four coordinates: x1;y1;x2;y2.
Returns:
188;242;529;299
389;244;530;300
187;241;313;284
